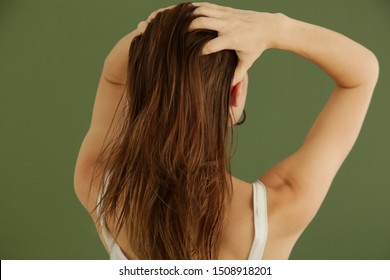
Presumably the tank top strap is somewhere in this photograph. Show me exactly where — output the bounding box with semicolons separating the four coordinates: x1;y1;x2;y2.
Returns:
247;180;268;260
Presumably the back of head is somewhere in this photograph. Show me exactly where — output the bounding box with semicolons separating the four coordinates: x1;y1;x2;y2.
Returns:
97;2;238;259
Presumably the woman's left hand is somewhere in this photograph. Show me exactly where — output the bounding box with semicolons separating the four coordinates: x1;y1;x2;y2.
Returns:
189;2;281;85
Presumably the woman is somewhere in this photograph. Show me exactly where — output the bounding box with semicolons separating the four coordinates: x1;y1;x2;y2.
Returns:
74;2;378;259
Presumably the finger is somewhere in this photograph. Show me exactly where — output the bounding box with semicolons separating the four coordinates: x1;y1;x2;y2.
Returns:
137;20;148;34
193;5;225;19
192;2;229;11
188;16;225;32
202;36;233;55
232;60;249;86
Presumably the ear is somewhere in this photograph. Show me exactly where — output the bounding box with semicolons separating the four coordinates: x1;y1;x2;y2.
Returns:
230;79;244;107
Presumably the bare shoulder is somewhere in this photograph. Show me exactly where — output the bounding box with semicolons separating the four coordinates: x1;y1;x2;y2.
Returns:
229;174;300;259
254;170;309;259
262;168;323;242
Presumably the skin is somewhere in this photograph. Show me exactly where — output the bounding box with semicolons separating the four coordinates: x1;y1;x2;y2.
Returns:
74;3;379;259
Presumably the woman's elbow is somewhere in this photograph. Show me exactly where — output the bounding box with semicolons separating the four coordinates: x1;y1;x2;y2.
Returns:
365;50;380;86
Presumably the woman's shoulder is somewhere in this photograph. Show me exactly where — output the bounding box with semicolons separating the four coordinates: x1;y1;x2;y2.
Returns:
259;169;315;244
232;172;306;259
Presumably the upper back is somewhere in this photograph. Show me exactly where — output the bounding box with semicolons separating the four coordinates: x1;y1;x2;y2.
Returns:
81;173;300;260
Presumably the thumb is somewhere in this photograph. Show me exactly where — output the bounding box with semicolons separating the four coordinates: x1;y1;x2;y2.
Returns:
232;60;248;86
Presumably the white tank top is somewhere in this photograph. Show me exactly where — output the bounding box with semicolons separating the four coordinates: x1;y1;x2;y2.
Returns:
96;179;268;260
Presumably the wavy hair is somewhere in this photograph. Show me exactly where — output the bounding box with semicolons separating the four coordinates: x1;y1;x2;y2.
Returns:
93;2;238;259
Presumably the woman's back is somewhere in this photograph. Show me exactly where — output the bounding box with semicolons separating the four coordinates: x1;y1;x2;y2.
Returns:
85;174;294;260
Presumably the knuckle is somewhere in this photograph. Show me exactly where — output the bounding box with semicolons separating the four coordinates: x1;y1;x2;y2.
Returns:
198;16;205;23
137;21;147;30
218;21;231;34
204;43;213;53
197;17;207;26
190;18;199;28
230;36;239;48
224;6;233;12
196;6;207;15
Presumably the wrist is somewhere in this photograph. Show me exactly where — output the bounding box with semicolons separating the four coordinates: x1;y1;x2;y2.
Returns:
269;12;292;50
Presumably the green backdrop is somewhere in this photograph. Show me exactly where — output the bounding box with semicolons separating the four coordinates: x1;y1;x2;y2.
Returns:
0;0;389;259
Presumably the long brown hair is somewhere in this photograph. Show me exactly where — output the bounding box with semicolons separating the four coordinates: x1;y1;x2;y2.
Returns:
93;2;238;259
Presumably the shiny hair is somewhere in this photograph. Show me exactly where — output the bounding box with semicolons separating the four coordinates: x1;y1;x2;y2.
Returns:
93;2;238;259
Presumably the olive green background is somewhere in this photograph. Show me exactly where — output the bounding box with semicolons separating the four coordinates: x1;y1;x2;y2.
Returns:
0;0;389;259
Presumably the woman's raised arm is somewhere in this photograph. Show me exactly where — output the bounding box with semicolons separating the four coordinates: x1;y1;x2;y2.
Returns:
73;30;133;208
261;15;378;235
191;3;379;236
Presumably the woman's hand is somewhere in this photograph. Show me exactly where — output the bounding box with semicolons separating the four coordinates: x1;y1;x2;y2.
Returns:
138;3;283;85
189;2;283;85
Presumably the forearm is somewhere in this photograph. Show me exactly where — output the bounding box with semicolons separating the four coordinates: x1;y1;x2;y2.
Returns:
274;14;378;88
